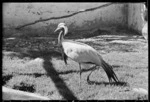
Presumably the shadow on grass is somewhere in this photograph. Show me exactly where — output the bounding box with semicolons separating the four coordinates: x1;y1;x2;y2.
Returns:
84;41;137;53
85;65;128;87
10;48;61;59
87;80;129;87
13;82;36;93
8;48;78;100
17;73;45;78
42;56;78;100
58;66;96;75
3;75;13;86
112;65;122;68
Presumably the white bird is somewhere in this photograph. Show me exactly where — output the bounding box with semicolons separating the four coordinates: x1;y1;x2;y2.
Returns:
141;3;148;41
54;23;119;86
142;22;148;41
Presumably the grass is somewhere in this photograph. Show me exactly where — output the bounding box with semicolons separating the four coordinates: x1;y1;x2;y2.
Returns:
2;31;148;100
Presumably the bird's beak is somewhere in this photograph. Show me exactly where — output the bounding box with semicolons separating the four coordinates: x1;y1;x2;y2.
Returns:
54;27;60;33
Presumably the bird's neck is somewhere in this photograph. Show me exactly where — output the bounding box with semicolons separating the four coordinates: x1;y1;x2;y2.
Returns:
58;30;64;46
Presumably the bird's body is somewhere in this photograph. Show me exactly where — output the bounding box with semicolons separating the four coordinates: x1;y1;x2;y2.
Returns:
141;3;148;41
54;23;119;86
142;22;148;41
62;40;101;65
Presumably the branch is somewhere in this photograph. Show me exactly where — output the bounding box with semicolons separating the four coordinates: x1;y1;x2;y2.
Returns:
16;3;114;29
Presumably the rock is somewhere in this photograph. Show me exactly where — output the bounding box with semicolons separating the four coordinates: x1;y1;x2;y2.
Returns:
3;86;50;100
142;22;148;41
111;40;135;44
132;88;148;94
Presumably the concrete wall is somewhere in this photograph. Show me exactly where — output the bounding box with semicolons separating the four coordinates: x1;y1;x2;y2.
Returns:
3;3;127;37
3;3;145;37
128;3;145;33
3;86;50;100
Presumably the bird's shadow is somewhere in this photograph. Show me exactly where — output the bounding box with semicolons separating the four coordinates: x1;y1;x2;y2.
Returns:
58;66;96;75
87;79;129;86
42;56;78;100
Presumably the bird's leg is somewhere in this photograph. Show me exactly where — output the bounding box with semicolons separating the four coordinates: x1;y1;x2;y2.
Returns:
79;63;82;87
61;48;64;59
87;65;97;82
109;78;112;83
60;47;67;65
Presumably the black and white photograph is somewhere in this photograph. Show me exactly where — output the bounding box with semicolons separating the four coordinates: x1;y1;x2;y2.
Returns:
2;2;148;100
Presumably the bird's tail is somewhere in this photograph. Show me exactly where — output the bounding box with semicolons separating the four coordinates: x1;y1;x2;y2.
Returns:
101;59;119;83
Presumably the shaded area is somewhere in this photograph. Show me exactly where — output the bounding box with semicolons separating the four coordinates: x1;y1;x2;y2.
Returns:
43;56;78;100
77;34;145;53
16;73;45;78
13;82;35;93
3;86;50;100
66;29;111;39
4;48;78;100
112;65;123;69
58;65;96;75
3;38;58;56
85;66;128;87
3;75;13;86
87;80;129;87
2;32;148;100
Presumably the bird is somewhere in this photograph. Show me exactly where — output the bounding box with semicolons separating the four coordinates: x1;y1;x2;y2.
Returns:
141;3;148;41
54;23;119;86
142;22;148;41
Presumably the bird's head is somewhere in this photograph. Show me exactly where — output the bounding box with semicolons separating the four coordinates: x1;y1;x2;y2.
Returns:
54;23;68;36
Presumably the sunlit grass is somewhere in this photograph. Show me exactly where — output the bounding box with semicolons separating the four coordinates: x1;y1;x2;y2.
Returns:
2;34;148;100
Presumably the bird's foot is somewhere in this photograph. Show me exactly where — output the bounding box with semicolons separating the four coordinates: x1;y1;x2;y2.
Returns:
87;75;90;82
109;79;112;83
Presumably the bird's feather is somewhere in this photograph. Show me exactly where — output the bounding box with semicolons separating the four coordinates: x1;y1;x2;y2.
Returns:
62;40;119;82
63;52;68;65
55;23;119;83
101;59;119;82
62;41;100;63
60;45;68;65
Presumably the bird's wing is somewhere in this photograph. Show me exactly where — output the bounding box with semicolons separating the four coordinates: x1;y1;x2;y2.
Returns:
63;53;68;65
100;59;119;82
62;41;100;64
62;40;119;83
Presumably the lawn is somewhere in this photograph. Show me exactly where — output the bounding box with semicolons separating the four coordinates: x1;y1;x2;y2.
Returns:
2;30;148;100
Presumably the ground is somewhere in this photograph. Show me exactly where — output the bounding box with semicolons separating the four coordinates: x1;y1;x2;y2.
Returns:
2;30;148;100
